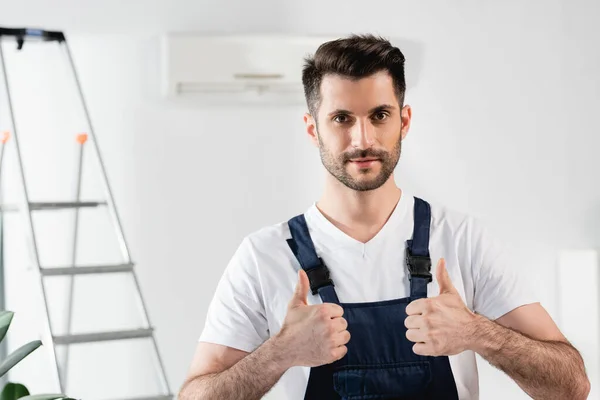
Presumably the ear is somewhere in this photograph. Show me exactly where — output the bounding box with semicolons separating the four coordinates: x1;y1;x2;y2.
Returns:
304;112;320;148
400;105;412;141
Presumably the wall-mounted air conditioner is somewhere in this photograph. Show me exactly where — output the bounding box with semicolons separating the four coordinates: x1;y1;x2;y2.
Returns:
159;33;335;105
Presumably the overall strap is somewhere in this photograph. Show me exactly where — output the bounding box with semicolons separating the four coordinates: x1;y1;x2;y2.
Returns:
287;214;340;304
406;197;433;299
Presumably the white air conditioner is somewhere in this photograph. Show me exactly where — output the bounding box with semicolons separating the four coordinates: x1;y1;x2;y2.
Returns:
160;33;335;104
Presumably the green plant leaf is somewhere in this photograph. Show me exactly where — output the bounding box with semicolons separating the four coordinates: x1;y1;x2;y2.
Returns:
0;340;42;377
15;395;66;400
0;311;15;344
0;382;30;400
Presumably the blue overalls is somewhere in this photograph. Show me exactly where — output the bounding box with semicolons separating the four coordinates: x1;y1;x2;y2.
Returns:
286;197;460;399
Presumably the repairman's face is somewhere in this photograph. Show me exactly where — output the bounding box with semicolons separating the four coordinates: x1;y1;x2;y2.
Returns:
304;70;411;191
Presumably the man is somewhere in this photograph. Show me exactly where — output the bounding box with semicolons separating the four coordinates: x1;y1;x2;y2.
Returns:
178;34;590;400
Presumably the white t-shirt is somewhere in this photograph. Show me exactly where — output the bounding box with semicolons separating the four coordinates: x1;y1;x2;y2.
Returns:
199;192;539;400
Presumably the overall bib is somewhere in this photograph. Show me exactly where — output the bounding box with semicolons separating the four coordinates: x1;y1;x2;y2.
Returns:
286;197;460;400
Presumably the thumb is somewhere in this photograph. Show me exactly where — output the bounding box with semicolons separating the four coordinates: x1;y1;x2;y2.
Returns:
436;258;457;295
289;269;310;308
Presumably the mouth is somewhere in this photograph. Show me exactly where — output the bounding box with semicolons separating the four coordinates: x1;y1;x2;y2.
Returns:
349;158;380;167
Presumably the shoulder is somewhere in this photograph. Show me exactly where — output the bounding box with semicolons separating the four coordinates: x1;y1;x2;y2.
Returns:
233;211;303;269
217;217;298;303
242;217;293;254
225;214;304;307
419;196;498;261
424;197;476;240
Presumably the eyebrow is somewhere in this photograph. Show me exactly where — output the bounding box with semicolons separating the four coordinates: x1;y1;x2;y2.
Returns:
327;104;396;117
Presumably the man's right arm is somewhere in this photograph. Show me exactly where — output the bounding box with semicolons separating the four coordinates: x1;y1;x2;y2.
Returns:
178;337;291;400
179;269;350;399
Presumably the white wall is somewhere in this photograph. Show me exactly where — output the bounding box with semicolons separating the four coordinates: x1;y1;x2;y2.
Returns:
1;0;599;399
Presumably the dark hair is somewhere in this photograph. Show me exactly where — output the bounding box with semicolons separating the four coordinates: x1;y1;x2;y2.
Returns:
302;34;406;117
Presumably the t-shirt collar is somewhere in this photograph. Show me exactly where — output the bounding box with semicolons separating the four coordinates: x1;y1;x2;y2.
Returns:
304;191;411;254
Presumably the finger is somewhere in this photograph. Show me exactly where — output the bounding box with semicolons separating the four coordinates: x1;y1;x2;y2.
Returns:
331;345;348;361
405;328;426;343
332;316;348;332
404;315;423;329
406;299;428;316
436;258;458;295
323;303;345;318
412;343;433;356
289;269;310;308
334;330;351;346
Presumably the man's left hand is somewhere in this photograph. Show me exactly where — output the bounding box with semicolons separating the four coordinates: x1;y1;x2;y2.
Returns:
405;258;479;356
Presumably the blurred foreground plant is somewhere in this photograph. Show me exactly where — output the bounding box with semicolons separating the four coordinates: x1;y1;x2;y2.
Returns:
0;311;75;400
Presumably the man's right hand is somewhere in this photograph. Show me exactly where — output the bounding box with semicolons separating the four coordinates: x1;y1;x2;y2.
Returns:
276;269;350;368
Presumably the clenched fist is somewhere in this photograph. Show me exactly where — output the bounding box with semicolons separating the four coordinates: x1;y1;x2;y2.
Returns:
276;269;350;367
405;258;478;356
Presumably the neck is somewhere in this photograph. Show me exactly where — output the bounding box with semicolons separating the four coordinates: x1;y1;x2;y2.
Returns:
316;174;402;243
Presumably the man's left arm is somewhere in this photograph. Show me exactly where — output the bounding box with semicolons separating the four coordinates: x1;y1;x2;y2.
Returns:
471;302;589;400
405;259;591;400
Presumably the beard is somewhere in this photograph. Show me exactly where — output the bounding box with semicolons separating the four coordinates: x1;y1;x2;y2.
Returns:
317;133;402;192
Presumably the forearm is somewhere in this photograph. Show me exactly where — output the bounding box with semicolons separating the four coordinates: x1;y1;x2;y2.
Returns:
179;337;291;400
471;315;590;400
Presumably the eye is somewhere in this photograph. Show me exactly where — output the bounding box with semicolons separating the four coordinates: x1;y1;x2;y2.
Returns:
333;114;351;124
372;112;389;121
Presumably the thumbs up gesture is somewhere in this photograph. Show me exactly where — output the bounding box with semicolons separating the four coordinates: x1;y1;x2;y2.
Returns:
275;270;351;367
405;259;478;356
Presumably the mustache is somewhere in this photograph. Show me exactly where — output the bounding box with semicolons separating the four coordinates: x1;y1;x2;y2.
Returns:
342;149;388;162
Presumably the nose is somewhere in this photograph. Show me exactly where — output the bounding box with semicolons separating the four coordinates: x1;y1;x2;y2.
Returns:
351;118;376;149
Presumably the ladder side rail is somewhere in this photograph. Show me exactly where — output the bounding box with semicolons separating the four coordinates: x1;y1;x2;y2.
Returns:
60;39;172;396
0;38;64;393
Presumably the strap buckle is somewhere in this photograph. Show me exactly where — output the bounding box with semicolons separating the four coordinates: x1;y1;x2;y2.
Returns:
305;259;334;295
406;250;433;282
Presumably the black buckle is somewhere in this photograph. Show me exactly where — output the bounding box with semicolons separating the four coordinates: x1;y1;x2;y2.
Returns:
305;259;334;295
406;250;433;282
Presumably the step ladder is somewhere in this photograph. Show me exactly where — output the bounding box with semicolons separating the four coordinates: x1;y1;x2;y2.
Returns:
0;27;173;399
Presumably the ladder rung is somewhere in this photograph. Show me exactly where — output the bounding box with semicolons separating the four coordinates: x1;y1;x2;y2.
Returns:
53;328;154;345
30;201;107;210
0;201;107;212
41;263;134;276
